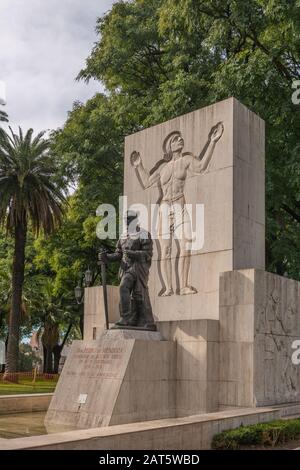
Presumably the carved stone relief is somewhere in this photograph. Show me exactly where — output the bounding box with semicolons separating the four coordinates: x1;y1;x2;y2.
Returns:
130;123;224;297
255;285;299;402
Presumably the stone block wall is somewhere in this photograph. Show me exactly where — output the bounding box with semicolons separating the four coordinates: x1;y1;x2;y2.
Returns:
219;269;300;407
84;286;119;340
159;320;219;416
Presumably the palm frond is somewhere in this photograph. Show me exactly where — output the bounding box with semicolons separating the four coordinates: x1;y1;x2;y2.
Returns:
0;110;8;123
0;127;66;235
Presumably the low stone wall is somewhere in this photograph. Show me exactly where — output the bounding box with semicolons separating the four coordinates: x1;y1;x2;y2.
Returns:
0;407;283;450
0;393;53;415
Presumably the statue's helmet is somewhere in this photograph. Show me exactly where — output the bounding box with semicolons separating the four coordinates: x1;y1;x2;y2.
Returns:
163;131;182;161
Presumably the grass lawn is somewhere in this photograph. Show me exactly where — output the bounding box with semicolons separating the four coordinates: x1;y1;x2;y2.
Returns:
0;377;58;395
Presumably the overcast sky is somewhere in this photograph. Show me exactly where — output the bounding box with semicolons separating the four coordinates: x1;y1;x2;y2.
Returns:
0;0;115;132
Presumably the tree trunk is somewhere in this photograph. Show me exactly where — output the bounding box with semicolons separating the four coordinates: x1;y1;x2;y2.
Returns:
44;346;53;374
43;345;47;373
53;345;63;374
52;322;73;373
4;223;26;380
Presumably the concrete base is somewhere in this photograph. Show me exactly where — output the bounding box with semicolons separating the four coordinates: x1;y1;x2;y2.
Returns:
45;329;175;429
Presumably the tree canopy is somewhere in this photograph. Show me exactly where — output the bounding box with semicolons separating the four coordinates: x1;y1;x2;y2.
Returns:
78;0;300;276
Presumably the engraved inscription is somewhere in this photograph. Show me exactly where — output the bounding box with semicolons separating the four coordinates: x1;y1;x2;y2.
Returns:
66;346;126;380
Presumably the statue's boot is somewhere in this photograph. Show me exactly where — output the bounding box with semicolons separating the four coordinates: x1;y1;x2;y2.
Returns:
135;300;157;331
115;311;137;327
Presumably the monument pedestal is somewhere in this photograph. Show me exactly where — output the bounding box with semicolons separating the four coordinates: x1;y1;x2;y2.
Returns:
45;330;175;429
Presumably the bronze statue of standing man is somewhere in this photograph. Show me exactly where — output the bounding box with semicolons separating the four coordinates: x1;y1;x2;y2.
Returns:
98;211;156;331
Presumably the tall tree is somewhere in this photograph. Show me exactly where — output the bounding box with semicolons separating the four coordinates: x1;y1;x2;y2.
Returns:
0;127;66;378
28;277;76;374
78;0;300;278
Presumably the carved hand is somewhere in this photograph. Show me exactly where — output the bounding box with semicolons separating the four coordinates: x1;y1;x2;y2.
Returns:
130;151;142;168
210;122;224;143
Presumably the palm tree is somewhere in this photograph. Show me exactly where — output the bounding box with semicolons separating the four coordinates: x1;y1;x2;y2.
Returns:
0;109;8;137
0;110;8;123
0;127;66;378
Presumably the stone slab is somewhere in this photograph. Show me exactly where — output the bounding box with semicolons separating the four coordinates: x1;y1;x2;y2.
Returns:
84;286;119;341
45;329;175;429
159;319;219;415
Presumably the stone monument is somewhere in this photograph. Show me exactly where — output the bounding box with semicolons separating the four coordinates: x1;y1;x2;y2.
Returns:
46;97;300;431
125;97;265;322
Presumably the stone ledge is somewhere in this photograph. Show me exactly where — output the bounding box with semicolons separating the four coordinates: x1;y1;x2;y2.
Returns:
0;406;284;450
0;394;53;415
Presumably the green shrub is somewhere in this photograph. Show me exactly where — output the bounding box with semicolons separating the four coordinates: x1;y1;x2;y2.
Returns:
212;419;300;449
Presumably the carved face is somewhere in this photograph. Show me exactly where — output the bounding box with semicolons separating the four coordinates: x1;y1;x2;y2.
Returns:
170;133;184;153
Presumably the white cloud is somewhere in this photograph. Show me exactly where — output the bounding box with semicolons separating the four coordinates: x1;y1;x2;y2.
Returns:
0;0;115;131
